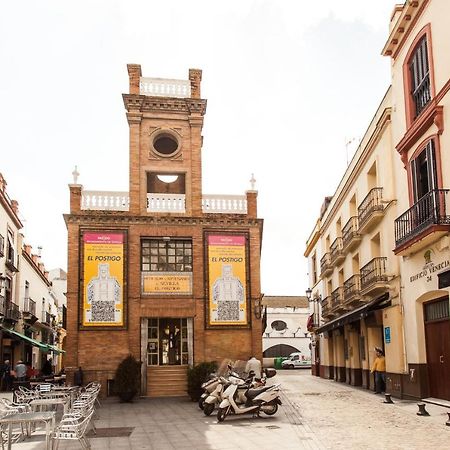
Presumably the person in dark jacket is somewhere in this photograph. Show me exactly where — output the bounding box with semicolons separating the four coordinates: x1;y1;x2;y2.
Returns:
1;360;12;391
74;367;84;387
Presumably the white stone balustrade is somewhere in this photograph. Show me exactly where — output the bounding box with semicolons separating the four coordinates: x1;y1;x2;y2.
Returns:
140;77;191;98
202;195;247;214
81;191;129;211
80;191;248;214
147;194;186;212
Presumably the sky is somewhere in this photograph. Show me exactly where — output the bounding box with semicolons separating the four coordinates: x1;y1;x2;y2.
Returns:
0;0;396;295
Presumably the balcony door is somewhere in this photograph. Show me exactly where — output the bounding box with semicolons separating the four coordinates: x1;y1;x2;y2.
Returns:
411;141;438;202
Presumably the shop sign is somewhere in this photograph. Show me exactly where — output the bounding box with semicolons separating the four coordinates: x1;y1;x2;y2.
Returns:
409;249;450;283
384;326;391;344
82;232;125;327
142;272;192;295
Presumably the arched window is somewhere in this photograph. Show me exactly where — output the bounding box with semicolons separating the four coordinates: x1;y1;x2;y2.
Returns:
270;320;287;331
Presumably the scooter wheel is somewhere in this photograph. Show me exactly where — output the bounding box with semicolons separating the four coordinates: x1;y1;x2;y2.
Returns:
198;398;205;410
203;402;215;416
217;407;229;422
262;403;278;416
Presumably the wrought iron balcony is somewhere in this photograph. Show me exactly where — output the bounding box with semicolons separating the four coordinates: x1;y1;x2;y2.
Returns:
331;286;345;314
342;216;361;252
358;188;384;233
394;189;450;255
360;257;388;295
343;275;362;306
321;295;334;319
41;311;52;325
330;237;345;266
23;297;37;319
320;253;332;278
5;302;20;322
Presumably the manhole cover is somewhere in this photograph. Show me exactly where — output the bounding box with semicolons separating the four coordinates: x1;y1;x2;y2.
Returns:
87;427;134;438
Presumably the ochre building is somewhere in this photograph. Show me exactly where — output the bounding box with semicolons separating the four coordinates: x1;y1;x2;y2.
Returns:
64;66;263;397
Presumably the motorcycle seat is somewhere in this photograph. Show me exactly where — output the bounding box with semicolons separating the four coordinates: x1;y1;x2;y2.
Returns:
246;385;272;399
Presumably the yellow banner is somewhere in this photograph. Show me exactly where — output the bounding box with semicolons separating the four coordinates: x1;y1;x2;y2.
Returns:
82;233;124;327
142;273;192;295
208;235;247;326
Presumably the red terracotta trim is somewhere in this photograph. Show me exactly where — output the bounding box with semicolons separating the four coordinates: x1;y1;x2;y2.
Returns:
394;224;450;255
402;24;435;128
396;102;443;161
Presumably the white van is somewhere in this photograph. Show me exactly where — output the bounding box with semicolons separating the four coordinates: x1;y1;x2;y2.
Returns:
281;352;312;369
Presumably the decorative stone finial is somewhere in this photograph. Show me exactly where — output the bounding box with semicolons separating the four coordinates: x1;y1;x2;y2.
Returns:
72;166;80;185
250;173;256;191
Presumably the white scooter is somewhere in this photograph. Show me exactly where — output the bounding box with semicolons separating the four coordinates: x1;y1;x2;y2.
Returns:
203;371;262;416
198;375;221;410
217;379;282;422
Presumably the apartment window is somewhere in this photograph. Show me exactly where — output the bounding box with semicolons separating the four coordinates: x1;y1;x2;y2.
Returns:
410;140;438;202
409;35;431;119
141;239;192;272
6;229;15;266
311;253;317;286
0;234;4;257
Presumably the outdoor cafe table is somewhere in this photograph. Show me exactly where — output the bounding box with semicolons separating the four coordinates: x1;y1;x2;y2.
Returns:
0;411;55;450
30;397;70;414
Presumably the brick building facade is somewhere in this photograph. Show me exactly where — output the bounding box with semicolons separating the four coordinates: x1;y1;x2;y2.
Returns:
64;65;264;397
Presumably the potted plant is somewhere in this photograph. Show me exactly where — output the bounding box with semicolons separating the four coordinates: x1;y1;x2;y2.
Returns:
187;361;217;401
114;355;141;402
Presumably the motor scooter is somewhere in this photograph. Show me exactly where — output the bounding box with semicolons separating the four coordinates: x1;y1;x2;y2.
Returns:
203;371;262;416
198;374;221;410
217;380;282;422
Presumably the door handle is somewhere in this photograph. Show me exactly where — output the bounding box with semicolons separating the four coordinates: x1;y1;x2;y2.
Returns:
440;355;444;364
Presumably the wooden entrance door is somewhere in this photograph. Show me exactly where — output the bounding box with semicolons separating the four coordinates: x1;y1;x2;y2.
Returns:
424;298;450;400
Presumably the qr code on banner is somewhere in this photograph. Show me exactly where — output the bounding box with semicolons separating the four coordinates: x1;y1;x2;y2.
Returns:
217;301;239;321
91;301;115;322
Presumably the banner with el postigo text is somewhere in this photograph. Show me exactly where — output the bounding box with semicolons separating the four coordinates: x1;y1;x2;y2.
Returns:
82;232;124;327
207;234;248;326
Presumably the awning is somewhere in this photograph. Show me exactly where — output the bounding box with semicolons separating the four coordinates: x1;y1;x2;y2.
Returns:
316;293;390;335
1;326;49;351
46;344;65;354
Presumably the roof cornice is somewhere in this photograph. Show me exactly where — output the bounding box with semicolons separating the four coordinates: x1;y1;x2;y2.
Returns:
382;0;430;58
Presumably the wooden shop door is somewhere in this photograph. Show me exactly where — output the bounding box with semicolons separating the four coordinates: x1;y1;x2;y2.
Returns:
424;297;450;400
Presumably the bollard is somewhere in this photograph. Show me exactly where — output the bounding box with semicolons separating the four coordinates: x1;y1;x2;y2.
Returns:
446;412;450;426
383;393;394;404
417;403;430;416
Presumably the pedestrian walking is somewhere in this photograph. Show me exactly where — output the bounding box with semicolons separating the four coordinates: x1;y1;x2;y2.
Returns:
370;347;386;394
1;360;12;391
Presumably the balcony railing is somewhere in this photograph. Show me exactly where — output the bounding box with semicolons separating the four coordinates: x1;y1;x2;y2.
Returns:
360;257;387;292
320;253;332;277
139;77;191;98
81;191;248;215
330;237;344;265
81;191;129;211
395;189;450;248
42;311;52;325
5;303;20;321
202;195;247;214
147;193;186;213
331;287;344;310
343;275;361;305
342;216;361;251
321;295;333;318
23;297;36;316
358;187;384;230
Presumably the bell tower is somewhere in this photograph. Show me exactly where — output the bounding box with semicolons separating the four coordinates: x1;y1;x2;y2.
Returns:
123;65;207;216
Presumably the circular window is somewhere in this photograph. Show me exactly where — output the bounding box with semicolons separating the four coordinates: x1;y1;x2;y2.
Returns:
271;320;287;331
153;133;179;156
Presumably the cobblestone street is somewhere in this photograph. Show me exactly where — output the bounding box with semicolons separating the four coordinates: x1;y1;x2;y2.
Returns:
8;370;449;449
